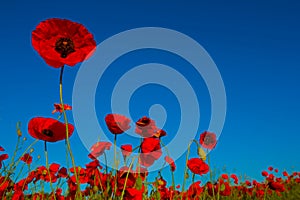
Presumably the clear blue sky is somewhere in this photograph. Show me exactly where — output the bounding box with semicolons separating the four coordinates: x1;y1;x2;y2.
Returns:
0;0;300;186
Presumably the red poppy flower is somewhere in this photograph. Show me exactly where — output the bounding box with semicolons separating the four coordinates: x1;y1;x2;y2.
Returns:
268;166;274;171
32;18;96;68
28;117;74;142
221;174;229;180
164;156;176;172
187;158;209;175
230;174;239;184
199;131;217;149
121;144;133;157
50;163;61;173
0;176;12;196
116;166;137;196
153;129;167;138
12;190;24;199
85;159;102;170
0;146;4;151
262;171;269;177
268;181;285;192
245;180;251;186
153;177;169;199
135;116;158;138
20;153;33;165
124;188;143;200
139;137;162;167
105;114;131;134
34;165;58;183
187;181;203;199
153;177;167;190
0;154;8;169
89;141;112;158
87;171;110;192
55;188;64;200
216;179;231;196
52;103;72;114
70;167;88;184
58;167;68;178
134;166;148;181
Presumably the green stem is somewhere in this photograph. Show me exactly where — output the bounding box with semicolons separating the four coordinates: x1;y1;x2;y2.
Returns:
160;140;175;190
192;173;195;184
44;141;56;200
1;136;21;195
131;145;140;152
104;152;108;174
207;149;215;198
263;185;269;200
7;136;20;173
181;141;192;199
59;66;81;194
8;139;39;184
65;140;70;172
120;156;136;200
113;134;118;196
16;139;39;166
14;160;29;182
207;150;213;182
137;138;142;177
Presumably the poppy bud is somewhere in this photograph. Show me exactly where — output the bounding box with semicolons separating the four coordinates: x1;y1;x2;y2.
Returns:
197;147;206;161
16;122;22;137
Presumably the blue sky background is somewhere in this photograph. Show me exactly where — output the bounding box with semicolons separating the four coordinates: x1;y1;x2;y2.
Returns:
1;0;300;187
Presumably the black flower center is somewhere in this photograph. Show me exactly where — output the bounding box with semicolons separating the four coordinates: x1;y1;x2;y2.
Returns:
136;118;150;127
55;37;75;58
42;129;53;137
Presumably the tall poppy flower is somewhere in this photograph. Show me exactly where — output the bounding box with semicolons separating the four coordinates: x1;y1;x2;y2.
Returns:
187;181;203;199
121;144;133;158
0;176;12;197
135;116;158;138
0;154;8;169
32;18;96;68
89;142;112;158
164;156;176;172
105;114;131;134
20;153;33;165
262;171;269;177
28;117;74;142
199;131;217;149
230;174;239;184
139;137;162;167
124;188;143;200
187;158;209;175
52;103;72;114
153;129;167;138
116;166;137;196
268;181;285;192
216;179;231;196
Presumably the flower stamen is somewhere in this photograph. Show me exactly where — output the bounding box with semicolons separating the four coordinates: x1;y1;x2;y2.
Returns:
55;37;75;58
42;129;54;137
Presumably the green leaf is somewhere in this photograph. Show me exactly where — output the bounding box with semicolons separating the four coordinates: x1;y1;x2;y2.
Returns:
220;183;226;191
136;176;143;190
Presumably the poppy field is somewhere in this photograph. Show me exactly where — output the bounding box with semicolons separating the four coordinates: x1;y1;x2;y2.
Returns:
1;18;300;200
